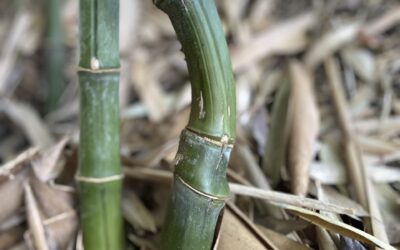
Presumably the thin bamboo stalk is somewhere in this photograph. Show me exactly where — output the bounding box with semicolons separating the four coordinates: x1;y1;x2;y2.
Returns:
44;0;64;112
77;0;124;249
154;0;236;249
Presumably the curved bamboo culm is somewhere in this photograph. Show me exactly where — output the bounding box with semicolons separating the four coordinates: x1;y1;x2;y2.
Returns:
154;0;236;249
77;0;124;249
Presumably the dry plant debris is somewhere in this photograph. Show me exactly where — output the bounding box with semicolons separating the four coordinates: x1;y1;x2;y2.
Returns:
0;0;400;249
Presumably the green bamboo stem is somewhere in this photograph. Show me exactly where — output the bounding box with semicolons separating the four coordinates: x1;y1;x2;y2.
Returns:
154;0;236;249
77;0;124;249
44;0;64;112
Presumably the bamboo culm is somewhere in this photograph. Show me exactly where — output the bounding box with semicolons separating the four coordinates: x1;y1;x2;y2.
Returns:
44;0;64;112
154;0;236;249
77;0;124;249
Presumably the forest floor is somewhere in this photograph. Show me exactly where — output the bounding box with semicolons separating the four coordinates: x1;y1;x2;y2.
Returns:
0;0;399;249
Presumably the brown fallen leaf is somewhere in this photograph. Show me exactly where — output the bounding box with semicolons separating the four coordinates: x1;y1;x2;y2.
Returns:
217;203;278;250
0;100;54;149
361;6;400;37
125;167;361;215
288;60;320;196
32;137;69;182
122;190;157;233
0;226;24;250
258;226;311;250
29;171;77;249
0;147;38;184
131;50;168;122
305;23;360;69
43;211;78;250
285;205;395;250
24;183;49;250
232;13;316;72
7;242;29;250
325;56;389;244
0;173;26;224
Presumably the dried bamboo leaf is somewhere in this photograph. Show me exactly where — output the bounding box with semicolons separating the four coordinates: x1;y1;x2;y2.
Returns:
0;100;54;149
374;184;400;244
232;13;316;72
43;211;78;250
32;137;69;182
0;11;33;95
341;48;376;83
356;135;399;155
0;148;38;184
305;23;360;69
8;242;29;250
310;184;368;217
325;56;389;243
127;234;158;250
217;203;279;250
0;226;24;250
234;143;289;219
0;173;25;224
24;183;49;250
369;165;400;183
284;205;396;250
124;167;356;214
30;175;74;218
288;60;320;196
229;183;357;215
131;51;168;122
316;227;338;250
217;212;267;250
122;190;157;233
311;139;347;185
354;118;400;135
361;6;400;36
258;226;311;250
310;162;347;185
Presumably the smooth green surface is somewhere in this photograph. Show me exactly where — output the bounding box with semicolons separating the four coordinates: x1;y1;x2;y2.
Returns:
175;129;231;197
79;181;124;250
79;73;120;178
161;178;225;250
44;0;64;112
78;72;124;250
155;0;236;139
78;0;123;249
155;0;236;249
79;0;119;69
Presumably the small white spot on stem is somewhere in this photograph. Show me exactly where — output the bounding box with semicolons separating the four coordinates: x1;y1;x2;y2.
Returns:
90;57;100;70
198;91;206;119
228;106;231;117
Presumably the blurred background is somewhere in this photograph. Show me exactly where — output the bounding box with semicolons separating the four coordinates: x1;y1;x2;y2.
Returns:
0;0;399;249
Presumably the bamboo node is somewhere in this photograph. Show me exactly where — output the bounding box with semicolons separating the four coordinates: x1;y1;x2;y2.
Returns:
177;175;228;201
75;174;123;183
77;67;120;74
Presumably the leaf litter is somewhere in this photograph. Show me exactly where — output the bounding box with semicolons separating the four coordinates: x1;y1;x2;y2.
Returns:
1;0;400;249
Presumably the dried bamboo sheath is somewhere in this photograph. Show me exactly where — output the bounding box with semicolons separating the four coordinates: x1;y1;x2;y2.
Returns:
155;0;236;249
77;0;124;249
